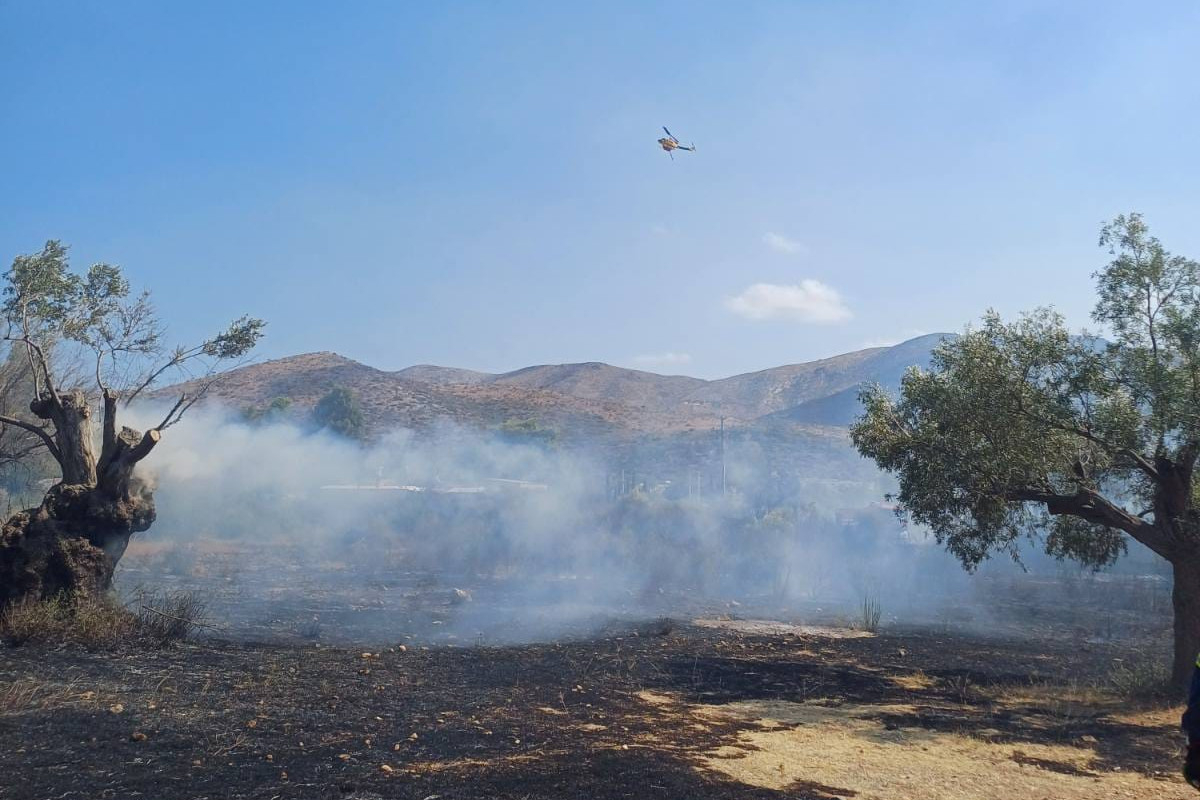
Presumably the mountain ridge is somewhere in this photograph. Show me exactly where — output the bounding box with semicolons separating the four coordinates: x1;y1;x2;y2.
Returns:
391;332;950;417
160;333;952;437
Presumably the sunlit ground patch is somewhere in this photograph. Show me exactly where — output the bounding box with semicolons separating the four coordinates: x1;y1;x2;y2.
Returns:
692;618;873;638
889;670;937;691
635;694;1192;799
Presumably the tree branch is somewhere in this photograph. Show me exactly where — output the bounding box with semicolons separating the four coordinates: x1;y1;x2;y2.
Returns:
128;428;161;463
124;345;205;405
94;348;109;395
15;335;58;406
96;389;119;474
0;440;50;467
1008;486;1172;558
0;414;61;464
153;394;188;432
1010;401;1160;481
8;301;59;405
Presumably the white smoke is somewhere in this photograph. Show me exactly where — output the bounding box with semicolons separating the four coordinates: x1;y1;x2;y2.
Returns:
111;404;1170;646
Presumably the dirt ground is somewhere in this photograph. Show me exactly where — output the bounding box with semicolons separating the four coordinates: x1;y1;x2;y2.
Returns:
0;620;1191;800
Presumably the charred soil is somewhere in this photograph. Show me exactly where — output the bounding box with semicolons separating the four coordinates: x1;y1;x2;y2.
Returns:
0;623;1190;799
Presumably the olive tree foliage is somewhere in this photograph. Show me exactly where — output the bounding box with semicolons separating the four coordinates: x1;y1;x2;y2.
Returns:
1;241;263;474
851;214;1200;685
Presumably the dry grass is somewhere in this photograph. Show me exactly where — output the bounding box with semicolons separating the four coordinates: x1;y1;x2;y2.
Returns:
0;593;135;647
890;670;936;691
0;678;99;715
981;667;1174;738
0;589;208;648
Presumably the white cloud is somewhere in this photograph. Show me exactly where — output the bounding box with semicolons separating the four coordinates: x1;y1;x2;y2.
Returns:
763;232;805;255
726;280;852;323
631;352;693;369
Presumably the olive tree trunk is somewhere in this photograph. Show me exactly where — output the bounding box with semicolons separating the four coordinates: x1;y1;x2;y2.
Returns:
33;391;98;485
1172;558;1200;689
0;390;159;606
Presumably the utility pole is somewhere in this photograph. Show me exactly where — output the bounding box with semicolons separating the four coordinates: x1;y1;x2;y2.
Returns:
720;415;726;496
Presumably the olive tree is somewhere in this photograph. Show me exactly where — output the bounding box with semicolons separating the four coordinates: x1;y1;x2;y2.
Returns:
852;214;1200;687
0;241;263;605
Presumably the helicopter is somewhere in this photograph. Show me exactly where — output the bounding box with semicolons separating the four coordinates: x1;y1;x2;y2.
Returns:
657;127;695;160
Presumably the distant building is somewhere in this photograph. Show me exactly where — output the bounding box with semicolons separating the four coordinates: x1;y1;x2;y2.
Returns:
319;477;547;494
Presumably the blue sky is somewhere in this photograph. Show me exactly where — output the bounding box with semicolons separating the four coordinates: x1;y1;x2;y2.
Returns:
3;2;1200;378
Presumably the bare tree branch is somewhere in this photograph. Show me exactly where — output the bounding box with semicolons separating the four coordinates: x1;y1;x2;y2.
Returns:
154;395;189;432
0;414;60;464
124;344;206;406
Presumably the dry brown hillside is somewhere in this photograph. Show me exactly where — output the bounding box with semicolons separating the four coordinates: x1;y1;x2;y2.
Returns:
159;334;947;438
162;352;670;437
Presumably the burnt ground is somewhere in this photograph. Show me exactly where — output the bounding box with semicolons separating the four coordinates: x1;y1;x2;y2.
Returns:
0;621;1190;800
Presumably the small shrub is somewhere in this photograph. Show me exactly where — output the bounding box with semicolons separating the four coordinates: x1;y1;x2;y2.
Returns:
1107;658;1171;701
946;673;975;705
133;588;209;645
631;616;676;637
649;616;676;637
858;593;882;633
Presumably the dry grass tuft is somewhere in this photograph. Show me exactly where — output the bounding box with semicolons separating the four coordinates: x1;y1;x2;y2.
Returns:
0;679;54;714
0;678;98;715
890;670;936;691
0;589;208;648
0;593;133;647
0;595;65;646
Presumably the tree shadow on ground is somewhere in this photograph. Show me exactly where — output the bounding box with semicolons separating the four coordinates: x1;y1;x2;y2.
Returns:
646;635;1182;778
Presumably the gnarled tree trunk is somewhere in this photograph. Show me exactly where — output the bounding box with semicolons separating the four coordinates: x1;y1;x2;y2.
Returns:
1172;558;1200;689
0;389;159;606
32;391;97;485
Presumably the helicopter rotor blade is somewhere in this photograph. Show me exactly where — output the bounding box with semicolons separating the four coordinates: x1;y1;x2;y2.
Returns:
662;126;674;139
